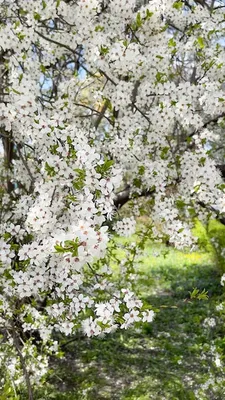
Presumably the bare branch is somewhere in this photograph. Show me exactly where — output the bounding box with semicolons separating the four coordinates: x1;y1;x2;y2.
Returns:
17;145;35;192
74;101;113;125
92;98;110;129
188;112;225;139
114;186;155;209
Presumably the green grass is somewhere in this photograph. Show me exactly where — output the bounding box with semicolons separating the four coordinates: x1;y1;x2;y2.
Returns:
32;238;225;400
192;219;225;273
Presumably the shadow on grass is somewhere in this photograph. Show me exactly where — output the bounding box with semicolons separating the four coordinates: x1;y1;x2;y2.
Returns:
45;263;225;400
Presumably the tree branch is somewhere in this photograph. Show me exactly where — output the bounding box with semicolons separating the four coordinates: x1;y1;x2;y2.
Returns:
12;328;34;400
17;146;35;192
114;186;155;209
197;199;225;225
93;98;110;129
74;101;113;125
188;112;225;139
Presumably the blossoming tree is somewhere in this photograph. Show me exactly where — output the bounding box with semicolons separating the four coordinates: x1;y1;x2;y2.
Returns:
1;0;225;397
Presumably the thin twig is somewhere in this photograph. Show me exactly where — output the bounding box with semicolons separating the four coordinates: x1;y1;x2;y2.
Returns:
93;98;110;129
17;146;35;191
12;329;34;400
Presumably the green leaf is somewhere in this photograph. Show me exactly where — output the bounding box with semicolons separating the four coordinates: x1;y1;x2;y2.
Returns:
100;45;109;55
18;73;23;83
146;9;153;20
168;38;176;48
19;8;28;16
176;199;186;209
54;244;66;253
96;320;111;329
95;189;102;198
14;20;20;29
3;232;11;240
133;178;142;188
95;158;114;177
24;313;33;324
40;64;46;73
160;146;169;159
34;12;41;21
136;12;142;28
197;37;205;49
189;287;208;301
73;168;86;190
138;166;145;175
193;184;201;193
198;157;206;166
45;162;56;177
11;88;22;95
172;1;183;10
95;25;104;32
49;144;59;155
17;32;26;41
155;71;167;83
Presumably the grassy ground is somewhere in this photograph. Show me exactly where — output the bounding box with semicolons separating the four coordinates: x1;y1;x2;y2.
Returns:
37;241;225;400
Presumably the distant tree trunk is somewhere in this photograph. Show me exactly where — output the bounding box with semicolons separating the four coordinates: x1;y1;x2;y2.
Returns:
0;50;14;193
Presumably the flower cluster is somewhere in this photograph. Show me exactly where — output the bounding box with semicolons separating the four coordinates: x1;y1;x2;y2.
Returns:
0;0;225;394
113;217;136;237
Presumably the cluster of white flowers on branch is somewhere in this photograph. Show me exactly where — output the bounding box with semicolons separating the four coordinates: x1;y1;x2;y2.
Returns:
0;0;225;396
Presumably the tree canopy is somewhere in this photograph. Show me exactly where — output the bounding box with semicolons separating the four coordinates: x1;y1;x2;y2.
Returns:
1;0;225;397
